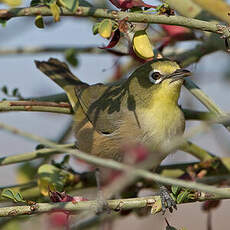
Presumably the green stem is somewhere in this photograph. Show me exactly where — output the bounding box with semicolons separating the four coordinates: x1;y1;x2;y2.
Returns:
0;6;229;38
0;100;71;114
0;144;74;166
179;141;214;161
0;190;230;217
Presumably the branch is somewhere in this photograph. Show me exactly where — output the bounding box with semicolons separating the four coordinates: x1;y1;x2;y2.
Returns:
0;46;108;56
0;6;229;38
183;79;230;132
1;189;230;218
0;101;71;114
1;121;230;197
0;144;74;166
0;100;220;123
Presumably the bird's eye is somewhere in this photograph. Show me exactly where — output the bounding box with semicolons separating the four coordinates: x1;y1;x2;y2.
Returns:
149;70;162;84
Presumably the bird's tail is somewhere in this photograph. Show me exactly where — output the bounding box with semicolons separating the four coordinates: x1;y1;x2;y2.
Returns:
35;58;88;111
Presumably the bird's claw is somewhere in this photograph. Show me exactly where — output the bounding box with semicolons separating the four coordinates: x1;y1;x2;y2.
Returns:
159;185;177;214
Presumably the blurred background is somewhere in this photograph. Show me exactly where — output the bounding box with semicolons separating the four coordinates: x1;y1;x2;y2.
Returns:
1;0;230;229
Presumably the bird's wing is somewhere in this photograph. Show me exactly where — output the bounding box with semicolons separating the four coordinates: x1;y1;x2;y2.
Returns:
76;83;126;134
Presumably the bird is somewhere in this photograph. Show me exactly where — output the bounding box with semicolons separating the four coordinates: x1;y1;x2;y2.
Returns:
35;58;191;211
35;57;190;160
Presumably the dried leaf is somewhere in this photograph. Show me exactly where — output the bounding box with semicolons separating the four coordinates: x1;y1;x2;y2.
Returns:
109;0;156;10
100;29;120;49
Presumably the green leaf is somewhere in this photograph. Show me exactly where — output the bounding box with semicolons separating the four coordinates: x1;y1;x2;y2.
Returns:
165;218;179;230
30;0;43;6
78;0;92;7
58;0;78;12
98;19;113;39
1;189;16;202
171;185;180;196
37;164;75;196
65;48;78;67
166;224;178;230
176;190;190;204
1;189;25;203
35;15;45;29
2;86;8;95
92;23;100;35
0;19;7;28
12;88;19;97
14;192;25;202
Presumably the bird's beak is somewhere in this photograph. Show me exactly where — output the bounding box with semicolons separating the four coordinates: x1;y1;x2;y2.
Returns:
167;69;192;84
154;69;191;84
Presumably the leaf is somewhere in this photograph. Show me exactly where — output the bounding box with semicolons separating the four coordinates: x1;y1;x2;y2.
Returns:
37;164;75;196
171;185;180;196
1;189;25;203
132;30;154;60
57;0;79;12
65;48;78;67
109;0;155;10
176;190;190;204
35;15;45;29
1;0;22;7
1;86;8;95
99;19;113;39
78;0;92;7
30;0;43;6
0;19;7;28
100;29;120;49
14;192;25;202
12;88;19;97
49;1;60;22
1;189;16;202
17;162;37;183
165;218;178;230
92;23;100;35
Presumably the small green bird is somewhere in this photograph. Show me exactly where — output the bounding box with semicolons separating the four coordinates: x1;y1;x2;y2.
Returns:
35;58;191;164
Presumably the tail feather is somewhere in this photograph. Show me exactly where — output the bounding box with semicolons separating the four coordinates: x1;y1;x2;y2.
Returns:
35;58;88;111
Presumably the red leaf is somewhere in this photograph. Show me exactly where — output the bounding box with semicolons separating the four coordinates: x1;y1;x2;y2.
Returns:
109;0;156;10
100;29;121;49
159;25;195;51
161;25;190;37
49;190;75;203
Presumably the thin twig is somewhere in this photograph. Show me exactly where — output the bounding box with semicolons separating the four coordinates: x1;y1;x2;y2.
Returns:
0;144;74;166
0;100;71;114
0;6;229;38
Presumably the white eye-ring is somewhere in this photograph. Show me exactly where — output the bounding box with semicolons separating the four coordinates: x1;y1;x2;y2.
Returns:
149;70;162;84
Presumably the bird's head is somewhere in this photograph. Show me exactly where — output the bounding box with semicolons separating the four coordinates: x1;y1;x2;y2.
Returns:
128;59;191;106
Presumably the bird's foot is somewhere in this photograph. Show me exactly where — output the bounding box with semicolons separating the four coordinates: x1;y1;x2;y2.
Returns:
158;185;177;214
95;169;111;215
